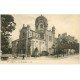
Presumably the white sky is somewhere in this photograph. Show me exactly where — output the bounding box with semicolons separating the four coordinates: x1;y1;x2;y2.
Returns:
11;14;80;43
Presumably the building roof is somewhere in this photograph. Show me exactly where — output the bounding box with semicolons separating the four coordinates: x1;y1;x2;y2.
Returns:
35;15;47;22
31;37;45;41
35;15;48;29
12;39;19;43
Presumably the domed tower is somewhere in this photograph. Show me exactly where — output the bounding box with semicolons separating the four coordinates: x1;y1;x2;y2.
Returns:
35;15;48;33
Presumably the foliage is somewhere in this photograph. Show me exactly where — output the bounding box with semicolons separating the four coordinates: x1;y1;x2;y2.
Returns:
1;15;16;54
56;33;79;50
52;33;79;56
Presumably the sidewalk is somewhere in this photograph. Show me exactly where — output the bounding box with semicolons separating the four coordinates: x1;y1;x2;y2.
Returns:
0;54;79;64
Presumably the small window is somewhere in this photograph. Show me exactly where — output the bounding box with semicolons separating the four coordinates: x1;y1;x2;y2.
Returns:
36;33;38;38
29;31;32;37
40;24;43;28
38;34;39;37
22;32;25;38
49;36;52;41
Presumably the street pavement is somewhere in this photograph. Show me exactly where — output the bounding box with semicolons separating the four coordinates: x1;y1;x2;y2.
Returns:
0;54;80;64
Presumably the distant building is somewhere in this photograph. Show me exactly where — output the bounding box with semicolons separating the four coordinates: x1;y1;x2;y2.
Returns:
12;15;55;57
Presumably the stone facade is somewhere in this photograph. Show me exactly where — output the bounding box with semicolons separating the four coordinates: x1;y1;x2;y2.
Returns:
12;15;55;57
12;39;19;57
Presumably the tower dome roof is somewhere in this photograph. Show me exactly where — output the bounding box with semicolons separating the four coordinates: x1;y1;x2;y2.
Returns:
35;15;48;29
36;15;47;22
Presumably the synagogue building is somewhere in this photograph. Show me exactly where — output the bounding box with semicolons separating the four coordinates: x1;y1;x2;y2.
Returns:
12;15;55;57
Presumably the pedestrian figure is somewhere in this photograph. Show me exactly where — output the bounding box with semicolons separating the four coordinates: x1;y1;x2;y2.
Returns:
22;55;25;60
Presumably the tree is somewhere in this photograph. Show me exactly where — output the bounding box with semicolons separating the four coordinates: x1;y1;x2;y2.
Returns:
1;15;16;54
54;33;79;57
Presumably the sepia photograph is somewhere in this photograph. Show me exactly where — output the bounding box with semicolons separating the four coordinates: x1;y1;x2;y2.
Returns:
1;0;80;80
0;14;80;64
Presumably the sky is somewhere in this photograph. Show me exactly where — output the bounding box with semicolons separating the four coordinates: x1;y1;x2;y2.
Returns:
11;14;80;43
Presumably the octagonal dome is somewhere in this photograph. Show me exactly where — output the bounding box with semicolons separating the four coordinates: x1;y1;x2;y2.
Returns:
35;15;48;29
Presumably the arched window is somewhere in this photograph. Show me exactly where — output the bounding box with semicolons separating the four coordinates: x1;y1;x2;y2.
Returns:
22;32;25;38
40;24;43;28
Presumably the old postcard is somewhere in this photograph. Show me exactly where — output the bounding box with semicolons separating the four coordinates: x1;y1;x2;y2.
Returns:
0;14;80;64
